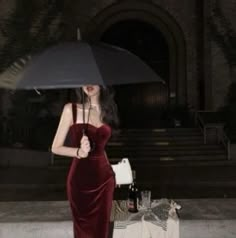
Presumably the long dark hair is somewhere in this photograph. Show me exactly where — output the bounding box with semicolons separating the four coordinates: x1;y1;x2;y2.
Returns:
75;86;119;131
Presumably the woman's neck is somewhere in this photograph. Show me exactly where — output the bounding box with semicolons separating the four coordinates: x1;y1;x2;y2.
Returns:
85;96;100;112
89;95;99;105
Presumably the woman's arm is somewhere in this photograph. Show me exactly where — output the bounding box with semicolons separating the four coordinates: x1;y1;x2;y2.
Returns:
51;103;78;157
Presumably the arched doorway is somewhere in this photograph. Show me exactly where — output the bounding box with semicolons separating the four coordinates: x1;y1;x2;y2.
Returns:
101;20;169;128
84;2;186;128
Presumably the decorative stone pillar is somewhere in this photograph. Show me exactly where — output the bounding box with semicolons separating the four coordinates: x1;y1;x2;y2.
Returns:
203;0;213;110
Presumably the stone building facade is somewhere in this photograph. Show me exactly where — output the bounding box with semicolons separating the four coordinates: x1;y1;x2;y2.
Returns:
0;0;235;116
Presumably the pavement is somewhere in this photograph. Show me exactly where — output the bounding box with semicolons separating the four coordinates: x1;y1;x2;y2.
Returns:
1;199;236;238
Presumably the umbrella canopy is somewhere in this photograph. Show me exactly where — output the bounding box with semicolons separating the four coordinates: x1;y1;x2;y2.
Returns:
0;41;164;90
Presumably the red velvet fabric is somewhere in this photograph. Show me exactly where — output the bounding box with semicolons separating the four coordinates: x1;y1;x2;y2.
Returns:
67;123;115;238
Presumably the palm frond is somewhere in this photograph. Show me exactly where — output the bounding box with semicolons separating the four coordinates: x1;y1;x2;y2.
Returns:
0;55;31;89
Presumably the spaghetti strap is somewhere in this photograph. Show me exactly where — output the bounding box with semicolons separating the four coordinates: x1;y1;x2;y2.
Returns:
72;103;77;124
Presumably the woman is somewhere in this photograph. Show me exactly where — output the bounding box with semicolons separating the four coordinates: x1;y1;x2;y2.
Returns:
51;85;119;238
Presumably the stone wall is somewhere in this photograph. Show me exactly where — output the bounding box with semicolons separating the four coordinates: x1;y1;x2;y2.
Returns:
0;0;235;113
152;0;199;109
62;0;199;108
62;0;236;110
209;0;236;110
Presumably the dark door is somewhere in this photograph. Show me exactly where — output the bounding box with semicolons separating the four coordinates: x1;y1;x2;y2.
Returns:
101;20;169;128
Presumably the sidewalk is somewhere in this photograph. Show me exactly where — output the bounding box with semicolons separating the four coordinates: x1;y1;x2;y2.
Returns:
1;199;236;238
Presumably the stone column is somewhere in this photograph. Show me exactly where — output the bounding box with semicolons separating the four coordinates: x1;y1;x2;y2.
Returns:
203;0;213;110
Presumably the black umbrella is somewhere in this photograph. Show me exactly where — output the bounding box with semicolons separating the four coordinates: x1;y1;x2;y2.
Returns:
0;41;164;90
0;41;165;151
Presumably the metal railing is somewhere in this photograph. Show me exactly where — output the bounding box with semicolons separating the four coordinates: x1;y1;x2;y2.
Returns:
195;110;231;160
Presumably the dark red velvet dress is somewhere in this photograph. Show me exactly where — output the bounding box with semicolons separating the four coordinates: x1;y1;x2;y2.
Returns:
67;104;115;238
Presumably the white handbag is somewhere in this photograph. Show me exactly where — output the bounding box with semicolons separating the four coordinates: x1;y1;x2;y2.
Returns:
111;158;133;185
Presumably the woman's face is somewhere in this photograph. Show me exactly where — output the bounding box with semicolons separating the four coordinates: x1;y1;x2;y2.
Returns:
82;85;100;98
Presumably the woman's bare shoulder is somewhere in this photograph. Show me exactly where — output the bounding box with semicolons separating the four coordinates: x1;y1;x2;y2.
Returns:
63;103;82;109
62;103;73;115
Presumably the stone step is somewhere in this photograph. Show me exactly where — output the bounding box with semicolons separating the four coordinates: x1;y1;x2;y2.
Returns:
107;152;227;158
53;157;227;168
110;135;204;141
107;144;223;149
106;147;225;154
118;128;201;133
53;149;226;161
0;185;67;201
116;131;203;137
2;182;236;201
50;162;234;182
108;139;205;145
108;140;206;145
50;159;236;168
53;154;227;167
1;164;236;201
50;160;236;172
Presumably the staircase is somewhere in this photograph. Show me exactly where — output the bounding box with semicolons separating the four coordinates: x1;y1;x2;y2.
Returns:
1;127;233;201
49;127;230;200
53;127;227;167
